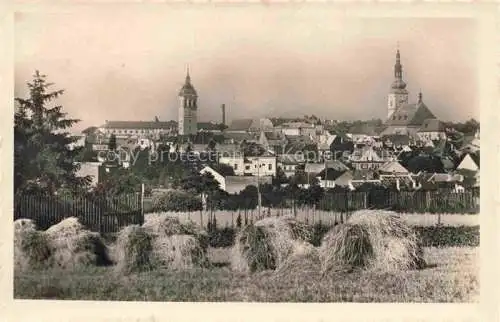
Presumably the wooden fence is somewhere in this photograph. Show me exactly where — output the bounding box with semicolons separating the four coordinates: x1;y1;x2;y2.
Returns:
14;193;144;233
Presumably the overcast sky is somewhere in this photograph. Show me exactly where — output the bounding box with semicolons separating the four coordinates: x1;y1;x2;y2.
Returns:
14;8;479;132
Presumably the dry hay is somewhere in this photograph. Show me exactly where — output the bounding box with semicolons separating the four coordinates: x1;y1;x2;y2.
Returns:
141;214;209;269
230;216;314;273
274;241;321;280
319;210;426;273
45;217;111;269
142;214;209;248
114;225;155;273
14;219;51;271
152;234;209;269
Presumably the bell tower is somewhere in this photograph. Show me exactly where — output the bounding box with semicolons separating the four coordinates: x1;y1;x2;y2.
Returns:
178;67;198;135
387;46;409;119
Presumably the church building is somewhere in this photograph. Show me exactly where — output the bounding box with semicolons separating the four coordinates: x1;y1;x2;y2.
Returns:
380;49;441;139
178;68;198;135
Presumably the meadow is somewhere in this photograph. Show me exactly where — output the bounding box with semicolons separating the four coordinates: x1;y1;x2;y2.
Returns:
14;210;480;302
14;246;478;302
148;209;480;228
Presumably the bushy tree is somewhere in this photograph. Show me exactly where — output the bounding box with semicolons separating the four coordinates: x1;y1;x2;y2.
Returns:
14;71;91;196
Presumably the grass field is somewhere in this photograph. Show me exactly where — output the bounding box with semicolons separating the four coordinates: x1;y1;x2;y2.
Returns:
14;246;478;302
146;210;479;228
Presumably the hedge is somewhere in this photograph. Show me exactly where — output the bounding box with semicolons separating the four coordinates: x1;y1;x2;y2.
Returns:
206;224;479;248
415;225;479;247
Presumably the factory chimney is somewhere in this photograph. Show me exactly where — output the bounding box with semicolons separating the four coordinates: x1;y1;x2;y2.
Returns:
221;104;226;126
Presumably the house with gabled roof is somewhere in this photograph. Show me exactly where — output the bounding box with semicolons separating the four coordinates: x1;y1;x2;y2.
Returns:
199;166;272;194
417;118;447;141
258;131;288;154
226;118;274;134
316;169;354;190
349;146;393;171
277;154;302;178
456;153;479;172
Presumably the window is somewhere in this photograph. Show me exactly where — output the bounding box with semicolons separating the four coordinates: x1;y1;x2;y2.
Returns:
234;164;238;170
393;116;396;120
268;164;272;170
398;116;402;120
245;165;250;170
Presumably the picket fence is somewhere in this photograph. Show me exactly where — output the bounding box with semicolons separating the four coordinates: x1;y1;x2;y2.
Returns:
14;193;144;233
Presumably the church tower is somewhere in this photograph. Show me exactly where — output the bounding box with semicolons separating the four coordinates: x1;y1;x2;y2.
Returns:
178;67;198;135
387;48;409;119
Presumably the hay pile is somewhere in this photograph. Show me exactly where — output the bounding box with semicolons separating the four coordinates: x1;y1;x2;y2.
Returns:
319;210;426;273
230;216;314;273
115;215;209;272
114;225;154;273
14;219;51;271
274;241;322;280
45;217;111;269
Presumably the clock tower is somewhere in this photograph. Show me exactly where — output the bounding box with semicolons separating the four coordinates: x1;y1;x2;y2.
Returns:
387;48;409;119
178;67;198;136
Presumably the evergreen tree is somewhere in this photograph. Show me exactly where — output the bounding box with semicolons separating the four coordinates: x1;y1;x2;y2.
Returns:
14;71;90;196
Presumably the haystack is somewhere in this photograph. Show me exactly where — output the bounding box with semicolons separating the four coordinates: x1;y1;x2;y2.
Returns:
153;234;209;269
14;219;51;271
319;210;425;273
230;216;314;273
143;214;209;248
45;217;111;269
274;241;321;280
142;214;209;269
114;225;155;273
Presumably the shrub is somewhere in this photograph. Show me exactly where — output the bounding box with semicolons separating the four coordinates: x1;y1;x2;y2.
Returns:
152;190;202;212
208;227;236;248
416;225;479;247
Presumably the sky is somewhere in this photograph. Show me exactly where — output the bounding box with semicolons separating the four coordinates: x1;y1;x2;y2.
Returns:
14;8;479;132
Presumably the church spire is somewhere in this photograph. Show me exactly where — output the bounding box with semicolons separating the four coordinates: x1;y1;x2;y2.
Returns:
391;45;407;90
185;65;191;84
394;49;402;80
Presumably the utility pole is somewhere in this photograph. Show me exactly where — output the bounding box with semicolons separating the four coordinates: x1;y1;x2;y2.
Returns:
255;157;262;218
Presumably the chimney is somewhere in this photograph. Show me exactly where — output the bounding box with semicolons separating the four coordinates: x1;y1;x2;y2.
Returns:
221;104;226;126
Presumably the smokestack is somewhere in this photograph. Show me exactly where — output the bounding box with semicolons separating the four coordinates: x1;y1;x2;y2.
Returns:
221;104;226;126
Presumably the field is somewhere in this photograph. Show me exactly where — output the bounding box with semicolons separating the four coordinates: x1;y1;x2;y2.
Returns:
147;210;480;228
14;210;479;302
14;246;478;302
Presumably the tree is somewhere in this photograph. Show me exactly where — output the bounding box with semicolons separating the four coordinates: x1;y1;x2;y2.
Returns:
273;166;288;186
108;134;117;151
180;172;221;227
14;71;90;196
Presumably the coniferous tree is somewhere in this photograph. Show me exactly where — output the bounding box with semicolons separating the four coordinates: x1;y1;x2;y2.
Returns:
14;71;90;196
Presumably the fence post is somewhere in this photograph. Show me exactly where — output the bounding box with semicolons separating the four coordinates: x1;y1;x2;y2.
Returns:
141;184;145;225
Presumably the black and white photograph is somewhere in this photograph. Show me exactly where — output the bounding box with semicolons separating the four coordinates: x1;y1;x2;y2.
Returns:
7;3;495;313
